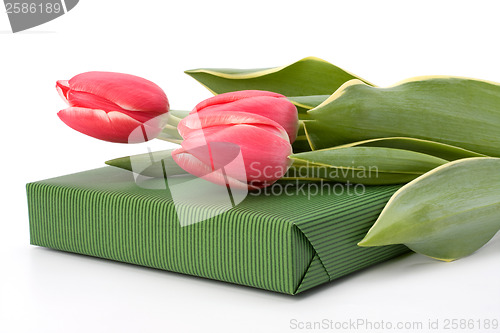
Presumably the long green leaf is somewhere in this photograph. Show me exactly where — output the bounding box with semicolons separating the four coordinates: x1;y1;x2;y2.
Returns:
308;76;500;157
289;146;448;184
282;165;418;185
309;135;486;160
358;157;500;261
106;148;416;185
185;57;373;97
105;149;186;177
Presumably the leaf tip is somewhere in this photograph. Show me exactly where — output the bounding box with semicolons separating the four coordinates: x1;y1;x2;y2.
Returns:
357;228;393;247
357;234;375;247
104;156;132;171
357;237;376;247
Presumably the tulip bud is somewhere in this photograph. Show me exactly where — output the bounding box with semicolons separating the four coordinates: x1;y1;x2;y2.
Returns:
56;71;169;143
191;90;299;143
172;111;292;189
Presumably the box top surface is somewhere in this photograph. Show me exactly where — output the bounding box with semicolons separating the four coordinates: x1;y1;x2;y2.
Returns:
34;166;400;225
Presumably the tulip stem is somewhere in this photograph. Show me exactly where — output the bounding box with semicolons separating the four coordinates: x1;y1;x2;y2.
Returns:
155;136;183;145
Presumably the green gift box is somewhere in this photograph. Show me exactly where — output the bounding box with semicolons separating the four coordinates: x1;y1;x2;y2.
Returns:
26;167;409;295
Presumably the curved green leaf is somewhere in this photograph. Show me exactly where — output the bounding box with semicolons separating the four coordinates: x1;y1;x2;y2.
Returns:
359;157;500;261
289;146;448;184
185;56;373;97
308;76;500;157
283;165;418;185
291;146;448;174
335;137;486;160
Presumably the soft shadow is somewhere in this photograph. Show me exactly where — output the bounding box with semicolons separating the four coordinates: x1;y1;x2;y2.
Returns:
292;252;415;299
30;247;415;301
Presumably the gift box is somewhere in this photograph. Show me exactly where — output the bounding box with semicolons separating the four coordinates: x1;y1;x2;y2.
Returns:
26;167;409;295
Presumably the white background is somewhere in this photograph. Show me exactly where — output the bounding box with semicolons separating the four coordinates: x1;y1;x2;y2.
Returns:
1;1;499;332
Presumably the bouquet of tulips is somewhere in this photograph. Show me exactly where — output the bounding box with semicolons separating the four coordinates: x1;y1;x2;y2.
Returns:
56;57;500;262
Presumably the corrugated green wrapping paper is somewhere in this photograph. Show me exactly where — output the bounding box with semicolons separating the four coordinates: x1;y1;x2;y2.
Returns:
26;167;409;295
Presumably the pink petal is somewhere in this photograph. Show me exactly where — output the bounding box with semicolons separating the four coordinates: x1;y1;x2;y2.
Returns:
180;139;245;176
68;71;169;113
198;97;298;142
178;111;289;142
57;107;158;143
210;125;292;181
67;90;125;111
66;90;164;124
180;123;292;183
172;148;251;190
192;90;284;112
56;80;70;104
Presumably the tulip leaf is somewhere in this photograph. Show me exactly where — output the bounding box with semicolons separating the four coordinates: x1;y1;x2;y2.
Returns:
289;146;448;184
292;139;312;153
324;137;486;160
302;120;353;150
358;157;500;261
288;95;329;119
185;56;373;97
105;149;187;178
291;121;312;153
283;165;418;185
308;76;500;157
288;95;329;110
106;148;415;185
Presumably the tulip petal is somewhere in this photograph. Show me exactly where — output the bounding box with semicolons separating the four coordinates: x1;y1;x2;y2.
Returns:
180;123;292;183
172;147;252;190
192;90;298;142
66;90;166;125
56;80;70;104
178;111;289;142
68;71;169;113
192;90;285;112
57;107;160;143
194;95;298;142
67;90;126;111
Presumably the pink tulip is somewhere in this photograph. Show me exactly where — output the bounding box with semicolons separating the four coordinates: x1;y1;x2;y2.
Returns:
172;111;292;189
57;71;169;143
191;90;299;143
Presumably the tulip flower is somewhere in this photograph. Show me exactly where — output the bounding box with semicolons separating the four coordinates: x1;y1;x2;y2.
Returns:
172;111;292;189
191;90;299;143
57;71;169;143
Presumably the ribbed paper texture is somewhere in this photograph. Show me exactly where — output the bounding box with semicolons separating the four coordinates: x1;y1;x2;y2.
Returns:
26;167;409;294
